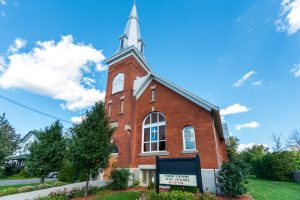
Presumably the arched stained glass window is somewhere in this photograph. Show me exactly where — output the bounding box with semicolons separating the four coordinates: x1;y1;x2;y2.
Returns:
142;112;166;152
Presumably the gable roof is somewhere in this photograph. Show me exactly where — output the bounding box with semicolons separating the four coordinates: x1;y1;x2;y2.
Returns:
133;73;225;139
134;73;219;111
20;131;38;143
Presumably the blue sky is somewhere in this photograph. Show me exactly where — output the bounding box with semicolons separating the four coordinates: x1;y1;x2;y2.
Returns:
1;0;300;150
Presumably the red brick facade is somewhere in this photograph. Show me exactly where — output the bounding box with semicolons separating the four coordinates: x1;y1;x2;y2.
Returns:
104;55;227;171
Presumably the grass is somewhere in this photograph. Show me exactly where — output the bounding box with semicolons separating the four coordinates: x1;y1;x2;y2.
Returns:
0;174;37;180
93;190;141;200
247;176;300;200
0;182;41;192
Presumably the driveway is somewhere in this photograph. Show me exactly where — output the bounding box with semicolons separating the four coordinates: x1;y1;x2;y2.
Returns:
0;178;57;186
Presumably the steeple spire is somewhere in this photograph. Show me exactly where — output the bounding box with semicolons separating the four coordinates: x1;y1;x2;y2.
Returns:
119;0;145;55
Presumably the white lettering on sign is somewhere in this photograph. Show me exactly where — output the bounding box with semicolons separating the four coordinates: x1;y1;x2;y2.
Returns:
159;174;197;186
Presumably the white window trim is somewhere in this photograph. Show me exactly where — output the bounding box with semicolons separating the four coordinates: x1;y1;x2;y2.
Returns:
182;126;197;151
142;112;166;153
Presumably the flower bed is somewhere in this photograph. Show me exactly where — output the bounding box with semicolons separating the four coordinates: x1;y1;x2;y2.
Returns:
0;182;66;197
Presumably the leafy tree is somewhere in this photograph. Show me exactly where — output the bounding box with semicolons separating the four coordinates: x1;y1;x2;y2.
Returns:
26;121;66;183
69;102;114;197
218;158;250;199
255;151;298;181
240;144;268;174
226;136;239;160
0;113;20;166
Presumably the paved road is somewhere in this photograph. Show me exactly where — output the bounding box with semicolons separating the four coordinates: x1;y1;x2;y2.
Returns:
0;180;107;200
0;178;57;186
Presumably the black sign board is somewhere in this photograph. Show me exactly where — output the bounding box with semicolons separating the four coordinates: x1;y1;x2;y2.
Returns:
155;154;203;193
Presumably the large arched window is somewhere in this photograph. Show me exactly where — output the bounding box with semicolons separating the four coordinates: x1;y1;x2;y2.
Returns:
112;73;124;94
142;112;166;152
182;126;196;151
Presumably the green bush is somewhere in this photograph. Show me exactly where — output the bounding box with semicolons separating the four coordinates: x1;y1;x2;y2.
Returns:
255;151;298;181
147;181;155;190
18;169;30;177
131;179;140;188
146;190;216;200
109;168;131;190
170;185;199;193
58;160;74;183
218;158;249;198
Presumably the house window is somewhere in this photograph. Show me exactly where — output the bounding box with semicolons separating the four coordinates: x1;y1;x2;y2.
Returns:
120;98;124;113
183;126;196;150
151;88;156;102
108;103;112;116
143;112;166;152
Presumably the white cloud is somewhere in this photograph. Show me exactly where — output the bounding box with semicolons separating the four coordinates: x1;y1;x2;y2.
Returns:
233;70;255;87
238;143;268;152
220;103;251;116
291;63;300;77
0;0;6;5
252;80;262;86
71;115;85;124
235;121;261;130
8;38;27;53
275;0;300;34
0;56;5;72
0;35;106;111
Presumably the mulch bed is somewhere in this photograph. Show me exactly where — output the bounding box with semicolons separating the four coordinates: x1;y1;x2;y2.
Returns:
70;188;253;200
217;195;253;200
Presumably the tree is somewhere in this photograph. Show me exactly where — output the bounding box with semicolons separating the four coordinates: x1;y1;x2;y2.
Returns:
239;144;268;174
69;102;114;197
26;121;66;183
287;129;300;151
271;133;285;152
218;158;250;199
0;113;20;165
226;136;239;160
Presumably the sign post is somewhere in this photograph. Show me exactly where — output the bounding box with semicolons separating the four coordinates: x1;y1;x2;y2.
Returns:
155;154;203;194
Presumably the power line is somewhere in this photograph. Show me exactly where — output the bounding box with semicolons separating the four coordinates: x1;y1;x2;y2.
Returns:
0;94;72;124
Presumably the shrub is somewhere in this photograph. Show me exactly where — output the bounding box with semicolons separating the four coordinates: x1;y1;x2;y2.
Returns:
218;158;249;198
146;190;206;200
131;179;140;188
58;160;74;183
255;151;298;181
197;193;217;200
147;181;155;190
18;169;30;177
109;168;131;190
170;185;199;193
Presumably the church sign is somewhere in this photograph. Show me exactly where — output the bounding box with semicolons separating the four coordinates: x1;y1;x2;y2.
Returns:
155;155;203;193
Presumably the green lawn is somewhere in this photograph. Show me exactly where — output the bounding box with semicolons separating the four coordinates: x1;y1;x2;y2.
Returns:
247;176;300;200
93;191;141;200
0;182;42;192
0;175;36;180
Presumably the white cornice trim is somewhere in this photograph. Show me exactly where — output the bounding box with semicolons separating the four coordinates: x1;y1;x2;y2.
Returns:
105;46;151;73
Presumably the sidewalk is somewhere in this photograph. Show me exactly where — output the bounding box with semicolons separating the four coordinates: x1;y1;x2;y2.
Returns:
0;180;107;200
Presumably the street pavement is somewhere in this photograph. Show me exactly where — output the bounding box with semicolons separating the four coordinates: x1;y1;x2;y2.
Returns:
0;178;57;186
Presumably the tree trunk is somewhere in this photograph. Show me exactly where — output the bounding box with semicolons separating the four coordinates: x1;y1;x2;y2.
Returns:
41;177;45;183
85;177;90;198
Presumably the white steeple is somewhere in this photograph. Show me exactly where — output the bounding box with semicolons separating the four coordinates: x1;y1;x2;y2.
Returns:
119;0;145;55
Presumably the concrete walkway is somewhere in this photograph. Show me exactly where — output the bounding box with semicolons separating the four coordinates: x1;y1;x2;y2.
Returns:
0;180;107;200
0;178;57;186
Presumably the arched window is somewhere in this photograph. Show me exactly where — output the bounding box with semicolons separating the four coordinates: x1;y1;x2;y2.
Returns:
112;73;124;94
182;126;196;151
142;112;166;152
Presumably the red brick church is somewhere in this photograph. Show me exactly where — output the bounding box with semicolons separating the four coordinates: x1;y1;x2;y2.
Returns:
102;2;229;192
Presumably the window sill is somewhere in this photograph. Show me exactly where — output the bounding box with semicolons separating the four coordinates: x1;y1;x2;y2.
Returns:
181;150;198;154
138;151;169;157
118;112;124;115
150;100;156;103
